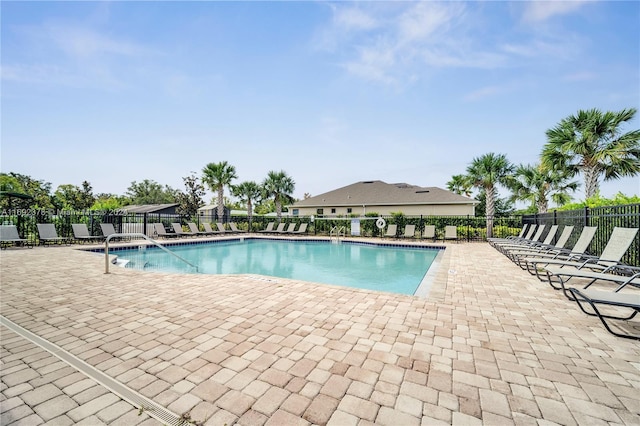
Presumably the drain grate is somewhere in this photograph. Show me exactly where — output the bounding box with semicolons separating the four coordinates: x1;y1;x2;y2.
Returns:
0;316;185;426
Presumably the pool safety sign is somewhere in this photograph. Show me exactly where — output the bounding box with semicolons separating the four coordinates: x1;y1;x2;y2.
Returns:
351;219;360;236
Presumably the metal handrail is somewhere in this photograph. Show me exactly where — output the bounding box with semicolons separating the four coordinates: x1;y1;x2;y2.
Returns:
330;226;346;243
104;233;198;274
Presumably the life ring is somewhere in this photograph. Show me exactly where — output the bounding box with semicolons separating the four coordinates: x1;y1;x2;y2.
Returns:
376;218;386;229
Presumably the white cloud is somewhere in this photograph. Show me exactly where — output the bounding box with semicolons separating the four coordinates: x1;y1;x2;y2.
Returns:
501;37;581;60
343;42;397;84
333;6;378;31
522;1;590;22
397;2;462;44
320;2;509;86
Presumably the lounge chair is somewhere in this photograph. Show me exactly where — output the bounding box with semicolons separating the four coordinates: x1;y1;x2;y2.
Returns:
291;223;308;235
423;225;435;241
567;278;640;340
37;223;71;246
202;223;222;235
269;223;286;234
154;223;178;239
494;225;547;253
72;224;105;244
172;222;195;238
229;223;248;233
100;223;118;239
401;224;416;239
383;224;397;238
187;222;214;236
501;225;559;259
275;223;296;234
506;225;574;263
489;224;537;247
538;227;639;287
258;222;275;233
487;224;529;245
0;225;33;249
444;226;457;242
216;223;233;234
519;226;598;273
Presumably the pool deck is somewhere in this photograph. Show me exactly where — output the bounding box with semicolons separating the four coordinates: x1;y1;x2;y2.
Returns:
1;236;639;425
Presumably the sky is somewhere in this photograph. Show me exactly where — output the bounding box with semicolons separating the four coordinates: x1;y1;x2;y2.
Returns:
2;1;639;205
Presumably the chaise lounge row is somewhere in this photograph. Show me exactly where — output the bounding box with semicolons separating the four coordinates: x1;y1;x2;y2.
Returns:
490;224;640;339
382;224;458;241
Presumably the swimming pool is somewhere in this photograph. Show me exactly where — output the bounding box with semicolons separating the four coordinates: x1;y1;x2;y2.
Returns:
109;238;442;296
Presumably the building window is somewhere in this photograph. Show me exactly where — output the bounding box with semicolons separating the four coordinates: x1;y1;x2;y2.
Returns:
331;208;336;214
317;209;323;215
347;208;352;214
292;209;299;216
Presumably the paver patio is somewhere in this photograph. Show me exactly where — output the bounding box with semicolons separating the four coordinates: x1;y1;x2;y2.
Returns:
1;237;639;425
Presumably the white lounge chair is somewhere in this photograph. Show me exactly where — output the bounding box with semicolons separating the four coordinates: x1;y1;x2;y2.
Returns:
520;226;597;274
539;227;639;289
401;224;416;239
258;222;275;233
229;223;248;233
422;225;435;241
444;226;457;242
383;224;397;238
292;223;308;235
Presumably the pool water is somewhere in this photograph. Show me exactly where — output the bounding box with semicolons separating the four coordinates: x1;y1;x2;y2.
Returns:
114;239;441;295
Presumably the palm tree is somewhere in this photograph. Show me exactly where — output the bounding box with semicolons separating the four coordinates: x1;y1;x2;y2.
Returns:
509;164;578;213
541;108;640;199
262;170;295;222
466;153;514;238
446;174;473;197
231;181;262;230
202;161;238;220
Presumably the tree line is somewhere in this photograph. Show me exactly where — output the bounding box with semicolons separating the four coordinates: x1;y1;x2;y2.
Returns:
0;165;297;223
2;108;638;230
446;108;640;236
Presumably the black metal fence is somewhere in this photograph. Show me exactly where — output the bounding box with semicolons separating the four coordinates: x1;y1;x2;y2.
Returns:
2;204;638;266
523;203;640;267
1;210;523;244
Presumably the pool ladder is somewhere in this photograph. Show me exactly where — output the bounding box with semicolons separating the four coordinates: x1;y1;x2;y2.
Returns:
104;233;198;274
330;226;346;244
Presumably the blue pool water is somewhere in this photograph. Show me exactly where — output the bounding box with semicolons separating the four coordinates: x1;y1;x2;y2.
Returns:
112;239;441;295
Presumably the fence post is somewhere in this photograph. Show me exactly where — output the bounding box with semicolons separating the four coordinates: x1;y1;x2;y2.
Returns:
143;213;148;236
584;206;590;226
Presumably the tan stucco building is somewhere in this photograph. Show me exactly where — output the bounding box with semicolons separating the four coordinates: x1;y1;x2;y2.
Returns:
291;180;477;217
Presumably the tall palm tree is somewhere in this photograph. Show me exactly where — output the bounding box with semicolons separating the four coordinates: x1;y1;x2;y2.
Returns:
262;170;295;222
446;174;473;197
509;163;578;213
541;108;640;199
466;153;514;238
231;181;262;229
202;161;238;220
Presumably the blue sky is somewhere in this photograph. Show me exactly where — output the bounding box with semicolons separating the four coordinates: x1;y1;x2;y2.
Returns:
2;1;639;205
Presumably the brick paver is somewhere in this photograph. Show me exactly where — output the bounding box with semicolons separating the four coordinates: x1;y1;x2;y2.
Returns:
1;238;639;424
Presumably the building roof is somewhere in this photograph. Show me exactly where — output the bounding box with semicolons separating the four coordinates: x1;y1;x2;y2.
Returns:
198;205;248;215
292;181;477;207
120;203;179;213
